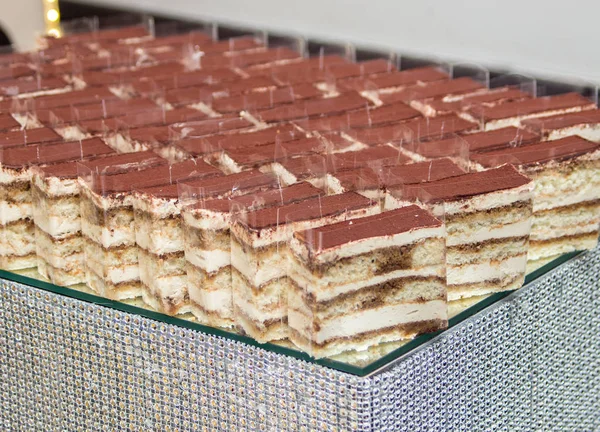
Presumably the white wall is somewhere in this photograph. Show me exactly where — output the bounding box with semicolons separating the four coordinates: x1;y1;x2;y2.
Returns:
0;0;45;51
59;0;600;84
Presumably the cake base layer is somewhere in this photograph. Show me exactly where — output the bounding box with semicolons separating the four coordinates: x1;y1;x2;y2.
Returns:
447;273;524;301
86;266;143;300
289;318;447;359
528;232;599;261
37;257;84;286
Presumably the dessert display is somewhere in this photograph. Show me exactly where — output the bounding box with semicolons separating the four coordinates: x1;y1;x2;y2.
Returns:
0;20;598;361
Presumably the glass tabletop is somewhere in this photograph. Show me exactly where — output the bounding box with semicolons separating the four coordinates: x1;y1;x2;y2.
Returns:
0;251;579;376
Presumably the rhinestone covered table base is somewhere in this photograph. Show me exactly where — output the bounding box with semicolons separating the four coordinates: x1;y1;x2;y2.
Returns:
1;248;599;431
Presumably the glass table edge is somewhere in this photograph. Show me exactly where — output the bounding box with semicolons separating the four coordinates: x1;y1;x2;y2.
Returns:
0;251;581;377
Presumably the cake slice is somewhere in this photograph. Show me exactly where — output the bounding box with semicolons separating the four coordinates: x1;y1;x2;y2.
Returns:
471;136;600;261
0;138;114;270
77;152;171;299
521;109;600;142
462;92;596;131
389;165;534;300
230;192;380;343
133;170;280;315
288;205;447;358
182;182;323;327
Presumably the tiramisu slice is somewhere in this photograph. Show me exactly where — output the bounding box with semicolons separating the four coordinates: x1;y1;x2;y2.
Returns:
77;151;169;299
462;92;596;131
521;109;600;142
230;192;380;343
390;165;534;300
288;205;447;358
182;182;323;327
132;160;223;314
471;136;600;261
0;138;113;271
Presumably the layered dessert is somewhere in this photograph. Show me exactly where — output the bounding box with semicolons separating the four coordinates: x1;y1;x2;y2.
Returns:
0;138;113;270
182;182;323;327
77;151;169;299
389;165;534;300
132;160;223;314
471;136;600;261
288;205;447;358
230;192;380;343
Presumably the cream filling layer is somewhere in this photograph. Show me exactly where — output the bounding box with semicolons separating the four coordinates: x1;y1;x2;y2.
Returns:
230;239;288;286
447;254;527;285
443;184;533;216
290;265;445;302
34;214;80;238
81;221;135;248
186;248;231;273
234;295;286;323
446;219;532;246
33;176;79;197
188;286;232;317
289;299;446;344
0;203;32;225
135;229;183;255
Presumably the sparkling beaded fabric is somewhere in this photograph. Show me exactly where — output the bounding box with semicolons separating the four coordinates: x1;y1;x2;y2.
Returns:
0;247;598;431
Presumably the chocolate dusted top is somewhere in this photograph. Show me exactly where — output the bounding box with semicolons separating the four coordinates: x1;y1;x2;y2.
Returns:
425;87;532;115
241;191;374;231
332;145;411;171
78;150;166;176
198;182;325;213
414;126;540;158
179;169;279;200
471;135;600;168
197;36;263;55
223;47;302;69
37;98;158;125
211;83;323;113
268;58;392;85
174;124;302;156
29;87;119;111
0;64;34;81
245;55;348;77
90;159;221;195
132;68;241;94
337;66;449;92
297;102;421;132
1;138;114;168
172;116;252;140
381;77;485;104
0;76;68;96
384;158;466;186
0;113;19;131
466;92;596;122
78;107;208;135
521;109;600;133
295;205;442;252
257;91;370;123
332;167;382;191
348;114;477;146
0;127;62;149
165;75;279;106
401;164;531;202
224;136;325;168
128;126;172;144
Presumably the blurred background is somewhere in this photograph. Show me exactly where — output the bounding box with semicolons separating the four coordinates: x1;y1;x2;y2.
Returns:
0;0;598;83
